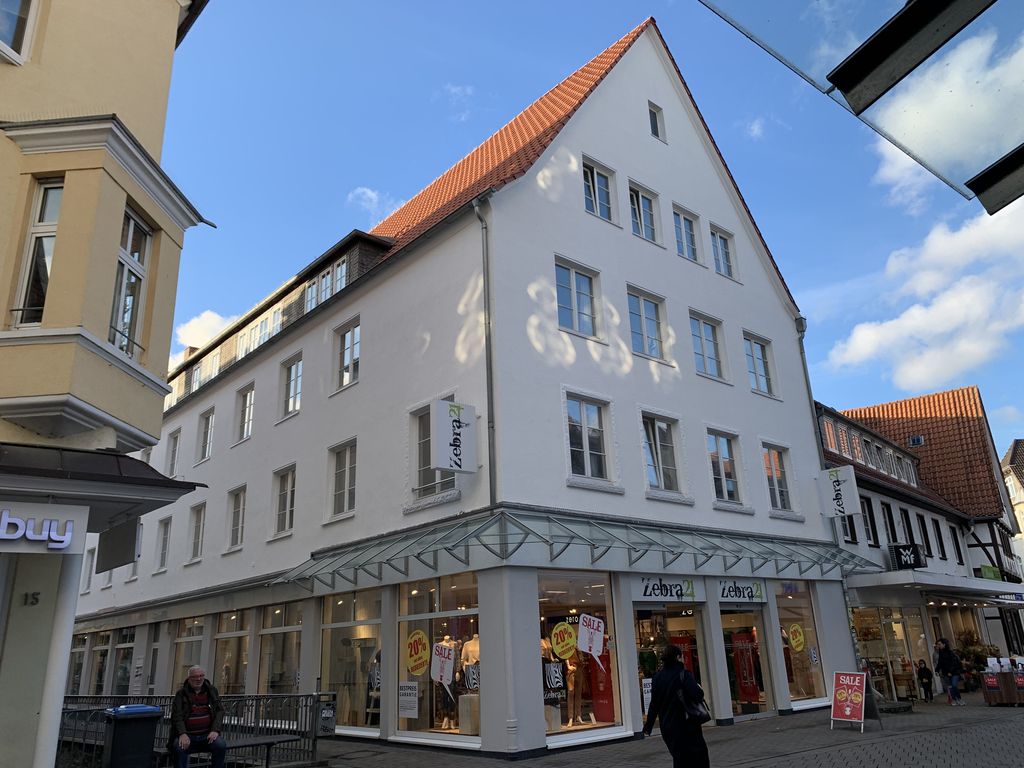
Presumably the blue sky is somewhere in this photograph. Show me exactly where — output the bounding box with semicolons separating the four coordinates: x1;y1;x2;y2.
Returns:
162;1;1023;455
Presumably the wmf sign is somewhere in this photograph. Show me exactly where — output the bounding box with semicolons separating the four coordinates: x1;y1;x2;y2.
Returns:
888;543;926;570
429;400;477;474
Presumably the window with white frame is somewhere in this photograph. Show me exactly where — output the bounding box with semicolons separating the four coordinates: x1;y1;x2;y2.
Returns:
899;507;915;544
156;518;171;570
258;317;269;345
690;314;722;378
331;441;357;517
744;335;773;395
627;290;663;358
821;418;837;451
555;261;597;336
582;161;612;221
950;525;964;564
567;395;608;479
304;282;317;313
336;320;360;389
916;513;933;556
0;0;35;61
128;522;142;579
707;431;740;503
882;450;897;476
850;433;864;463
108;209;151;358
837;425;851;457
275;466;297;534
710;227;734;278
272;307;283;334
283;356;302;415
642;414;678;492
237;385;254;441
881;502;897;543
81;548;95;593
860;497;880;547
673;209;698;261
228;486;245;549
102;568;113;588
188;503;205;561
648;101;665;140
17;180;62;324
761;444;791;510
933;518;947;559
894;455;908;482
167;430;180;477
415;408;456;498
197;408;214;461
840;510;858;543
629;185;657;241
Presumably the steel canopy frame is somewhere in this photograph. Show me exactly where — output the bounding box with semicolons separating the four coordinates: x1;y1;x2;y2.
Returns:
272;508;880;591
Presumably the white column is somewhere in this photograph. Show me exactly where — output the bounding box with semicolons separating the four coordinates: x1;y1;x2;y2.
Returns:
31;553;83;768
300;596;321;692
377;585;398;737
610;572;641;732
701;580;732;724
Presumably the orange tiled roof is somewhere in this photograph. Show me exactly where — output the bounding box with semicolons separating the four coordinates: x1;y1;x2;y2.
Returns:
369;18;798;308
842;386;1005;519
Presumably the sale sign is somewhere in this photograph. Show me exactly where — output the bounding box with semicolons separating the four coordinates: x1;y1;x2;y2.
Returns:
983;672;1000;691
406;630;430;676
830;672;866;731
551;621;576;660
577;613;606;672
1015;671;1024;691
431;642;456;701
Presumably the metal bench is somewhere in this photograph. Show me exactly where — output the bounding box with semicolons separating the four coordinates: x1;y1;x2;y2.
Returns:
158;734;301;768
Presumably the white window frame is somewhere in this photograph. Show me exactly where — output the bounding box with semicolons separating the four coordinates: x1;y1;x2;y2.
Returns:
108;208;151;358
761;444;792;511
648;101;666;141
627;288;664;359
127;522;142;580
710;226;735;279
414;405;456;499
81;548;95;593
228;486;246;550
167;429;181;477
566;394;609;480
274;465;297;535
743;333;774;395
707;430;741;503
690;312;724;379
555;258;599;338
188;503;205;562
0;0;40;64
582;158;615;222
672;206;699;262
197;408;215;462
237;384;254;442
155;517;171;572
628;183;659;242
335;318;360;390
282;355;303;416
330;440;357;519
15;179;62;325
860;496;880;547
821;418;837;452
642;413;679;492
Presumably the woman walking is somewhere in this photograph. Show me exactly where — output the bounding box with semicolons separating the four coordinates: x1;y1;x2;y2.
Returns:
934;638;965;706
642;645;710;768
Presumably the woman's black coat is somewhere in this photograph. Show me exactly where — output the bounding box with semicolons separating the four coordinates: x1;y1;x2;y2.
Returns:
643;662;709;768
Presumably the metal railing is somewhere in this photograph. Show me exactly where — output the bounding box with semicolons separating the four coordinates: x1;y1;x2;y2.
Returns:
57;692;334;767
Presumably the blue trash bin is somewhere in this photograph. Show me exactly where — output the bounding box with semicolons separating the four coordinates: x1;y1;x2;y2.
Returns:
102;704;163;768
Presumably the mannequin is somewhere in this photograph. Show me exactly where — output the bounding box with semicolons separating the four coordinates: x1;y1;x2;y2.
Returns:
462;634;480;665
540;636;554;661
566;648;585;727
438;635;457;729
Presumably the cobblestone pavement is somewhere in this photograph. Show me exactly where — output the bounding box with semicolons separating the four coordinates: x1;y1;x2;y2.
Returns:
317;691;1024;767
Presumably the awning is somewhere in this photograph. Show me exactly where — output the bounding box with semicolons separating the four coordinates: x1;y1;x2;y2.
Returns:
846;569;1024;607
273;506;880;592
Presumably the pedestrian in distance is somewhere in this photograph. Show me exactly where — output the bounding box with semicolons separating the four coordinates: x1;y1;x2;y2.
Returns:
934;638;965;706
642;644;710;768
169;665;227;768
916;659;934;702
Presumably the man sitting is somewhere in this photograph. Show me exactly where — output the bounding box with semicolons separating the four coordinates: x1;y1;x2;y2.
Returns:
169;665;226;768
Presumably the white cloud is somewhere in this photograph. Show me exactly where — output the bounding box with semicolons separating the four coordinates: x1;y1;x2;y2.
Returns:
871;138;937;216
746;117;765;140
992;405;1023;424
869;29;1024;209
168;309;238;370
442;82;475;122
827;199;1024;390
346;186;405;227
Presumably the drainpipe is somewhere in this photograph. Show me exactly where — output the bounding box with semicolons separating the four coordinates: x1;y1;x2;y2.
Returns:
472;194;497;508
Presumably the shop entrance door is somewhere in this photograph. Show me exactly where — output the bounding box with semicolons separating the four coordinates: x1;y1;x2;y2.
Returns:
634;604;705;718
721;607;773;719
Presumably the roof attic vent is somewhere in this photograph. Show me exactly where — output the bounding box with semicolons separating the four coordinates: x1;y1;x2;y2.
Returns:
908;435;925;448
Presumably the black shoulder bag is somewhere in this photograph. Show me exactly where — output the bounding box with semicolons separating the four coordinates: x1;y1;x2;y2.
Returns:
676;669;712;724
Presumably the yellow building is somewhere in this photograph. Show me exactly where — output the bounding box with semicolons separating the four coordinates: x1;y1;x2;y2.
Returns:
0;2;207;766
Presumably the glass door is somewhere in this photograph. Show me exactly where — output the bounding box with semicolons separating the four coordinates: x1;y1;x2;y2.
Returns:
881;619;915;700
721;608;773;718
634;605;706;718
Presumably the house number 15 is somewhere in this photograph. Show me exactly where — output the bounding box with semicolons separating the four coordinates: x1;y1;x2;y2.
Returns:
22;592;40;606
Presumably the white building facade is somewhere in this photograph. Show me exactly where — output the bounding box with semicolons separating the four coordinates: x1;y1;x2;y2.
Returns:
73;20;874;754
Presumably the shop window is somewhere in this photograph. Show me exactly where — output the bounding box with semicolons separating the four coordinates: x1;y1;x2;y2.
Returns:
322;588;383;729
537;571;620;734
173;617;204;686
397;575;480;736
775;582;827;701
112;627;136;695
851;607;927;703
259;601;303;694
66;635;87;695
90;632;111;694
214;610;250;694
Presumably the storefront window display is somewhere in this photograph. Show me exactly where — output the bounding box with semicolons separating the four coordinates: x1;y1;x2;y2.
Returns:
634;604;705;716
112;627;136;695
174;617;204;685
721;607;772;716
322;588;382;729
538;571;620;734
775;582;826;702
259;601;303;694
66;634;87;694
397;574;480;736
852;607;927;701
214;610;250;694
91;631;111;694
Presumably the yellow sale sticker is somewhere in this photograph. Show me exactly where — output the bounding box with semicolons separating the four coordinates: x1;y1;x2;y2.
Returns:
551;621;577;660
406;629;430;675
789;623;805;653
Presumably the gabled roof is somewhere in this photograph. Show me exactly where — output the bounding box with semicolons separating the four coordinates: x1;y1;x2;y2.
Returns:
369;18;797;307
1003;439;1024;486
842;387;1005;520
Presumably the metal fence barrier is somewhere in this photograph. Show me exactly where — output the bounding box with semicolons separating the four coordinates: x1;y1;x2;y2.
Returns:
57;692;335;767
